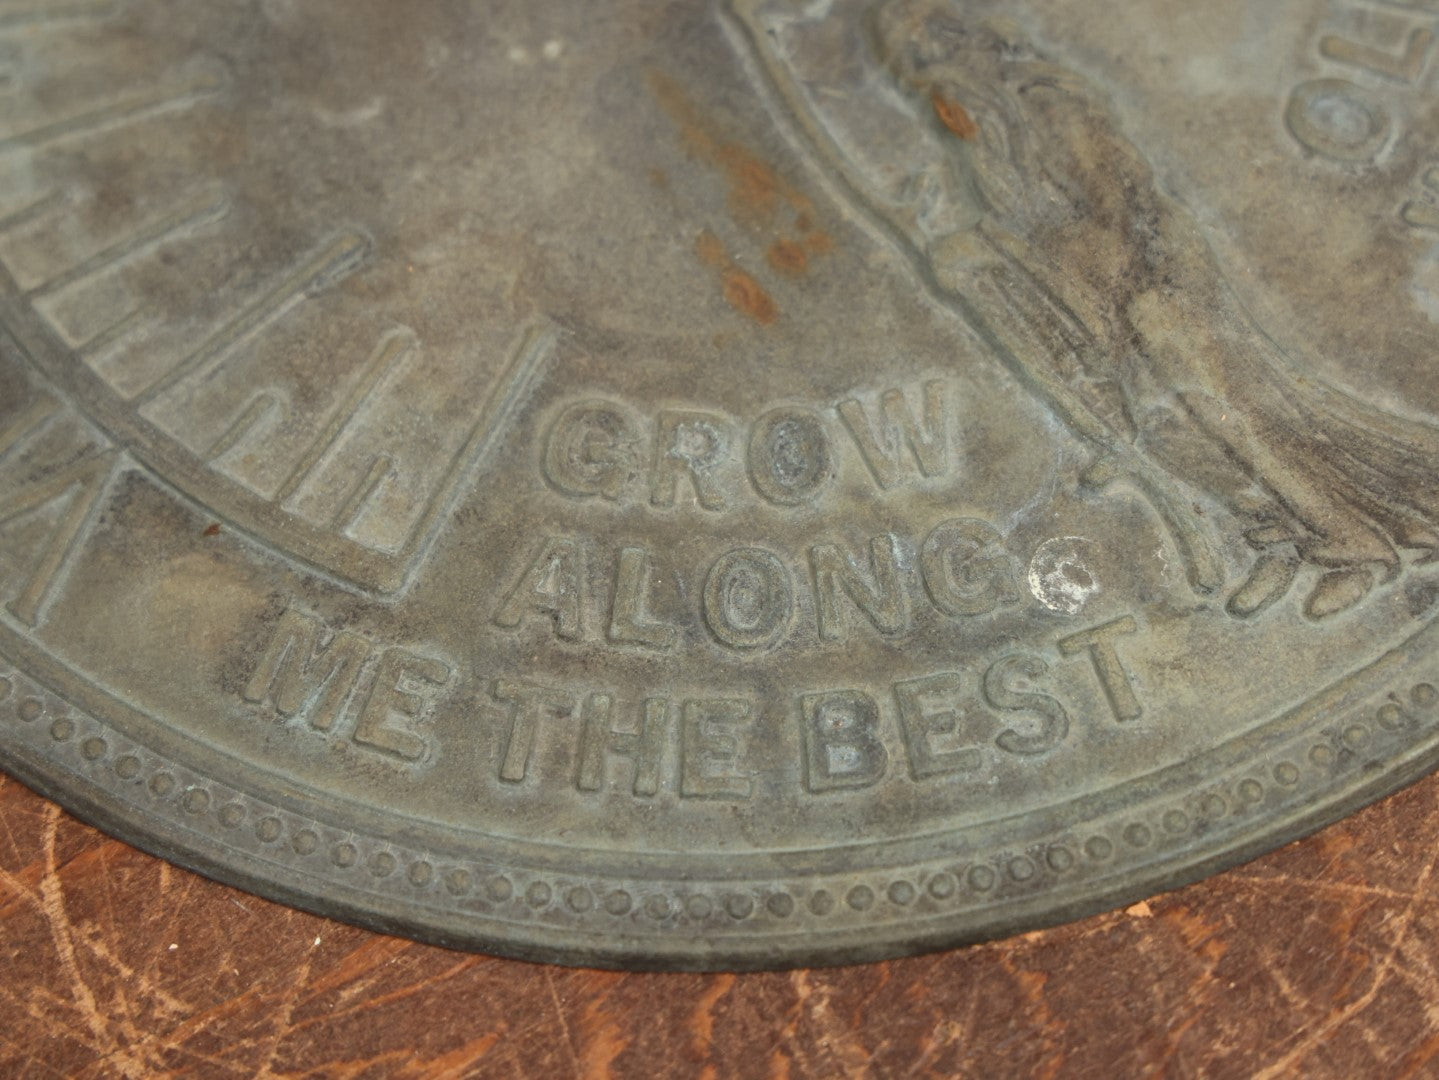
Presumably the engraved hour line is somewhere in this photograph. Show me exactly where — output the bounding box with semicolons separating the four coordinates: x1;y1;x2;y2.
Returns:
274;329;416;503
24;188;230;302
131;230;370;407
0;71;224;155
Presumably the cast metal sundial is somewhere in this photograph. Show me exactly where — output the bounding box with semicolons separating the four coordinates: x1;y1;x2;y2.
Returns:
2;0;1439;969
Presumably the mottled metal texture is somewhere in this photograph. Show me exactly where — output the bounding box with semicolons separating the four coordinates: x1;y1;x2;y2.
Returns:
3;0;1439;969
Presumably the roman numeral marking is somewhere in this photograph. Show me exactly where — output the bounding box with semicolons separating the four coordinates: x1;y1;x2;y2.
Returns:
0;394;114;628
132;230;370;407
275;328;414;504
207;393;278;462
0;70;225;156
25;187;229;301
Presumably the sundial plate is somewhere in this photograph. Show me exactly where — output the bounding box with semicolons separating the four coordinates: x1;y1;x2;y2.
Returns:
2;0;1439;969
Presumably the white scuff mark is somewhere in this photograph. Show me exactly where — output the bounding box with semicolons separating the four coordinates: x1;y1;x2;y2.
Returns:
1028;536;1100;614
542;39;564;61
312;97;385;129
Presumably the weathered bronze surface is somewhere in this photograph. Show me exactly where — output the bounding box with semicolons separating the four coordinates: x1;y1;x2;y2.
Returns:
1;0;1438;970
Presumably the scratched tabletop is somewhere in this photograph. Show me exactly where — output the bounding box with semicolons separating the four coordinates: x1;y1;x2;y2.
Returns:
2;771;1436;1078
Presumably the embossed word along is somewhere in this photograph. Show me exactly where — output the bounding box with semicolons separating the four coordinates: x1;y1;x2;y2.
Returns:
2;0;1439;970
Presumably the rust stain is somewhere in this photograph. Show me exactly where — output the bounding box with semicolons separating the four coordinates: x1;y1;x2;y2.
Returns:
203;523;221;537
695;229;779;325
652;68;831;294
767;238;808;276
931;89;980;140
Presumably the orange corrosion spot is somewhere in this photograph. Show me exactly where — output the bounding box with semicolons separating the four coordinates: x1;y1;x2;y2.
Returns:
723;270;778;325
767;237;808;276
695;230;779;325
203;523;221;537
931;89;980;140
695;229;726;267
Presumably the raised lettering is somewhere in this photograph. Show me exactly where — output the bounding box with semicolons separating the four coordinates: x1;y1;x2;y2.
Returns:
703;547;794;650
893;672;984;778
984;654;1069;755
543;399;639;500
650;410;731;510
800;689;889;792
576;694;668;796
811;535;908;640
493;537;585;641
492;679;574;783
607;546;677;651
920;517;1021;617
836;380;950;489
243;608;370;732
351;649;451;761
1320;25;1433;83
746;406;833;505
1285;78;1391;162
680;699;753;799
1058;615;1143;722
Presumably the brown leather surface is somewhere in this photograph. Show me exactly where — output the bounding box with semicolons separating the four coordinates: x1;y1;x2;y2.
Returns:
2;769;1436;1079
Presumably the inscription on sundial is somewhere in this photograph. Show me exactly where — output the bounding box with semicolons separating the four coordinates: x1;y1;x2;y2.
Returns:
1;0;1439;969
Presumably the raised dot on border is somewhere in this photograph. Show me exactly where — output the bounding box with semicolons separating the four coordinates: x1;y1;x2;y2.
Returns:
888;880;916;906
149;773;176;797
1274;762;1300;785
446;869;473;896
1084;836;1113;860
1377;702;1408;730
114;755;141;780
1046;847;1074;873
80;737;106;761
604;890;632;916
332;842;358;868
645;894;672;920
181;788;210;814
766;892;795;918
1343;724;1370;748
17;698;42;723
810;890;835;915
1412;683;1438;709
408;861;433;888
1310;744;1335;767
368;851;396;878
1162;810;1189;834
685;895;712;920
291;830;318;855
485;875;513;902
1200;794;1227;819
48;717;73;741
967;865;996;892
1237;779;1264;804
927;873;957;900
725;893;754;920
218;804;245;828
1008;856;1035;882
1124;823;1152;847
367;852;396;877
256;817;282;843
526;881;552;908
848;884;875;911
567;887;594;913
0;676;11;702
